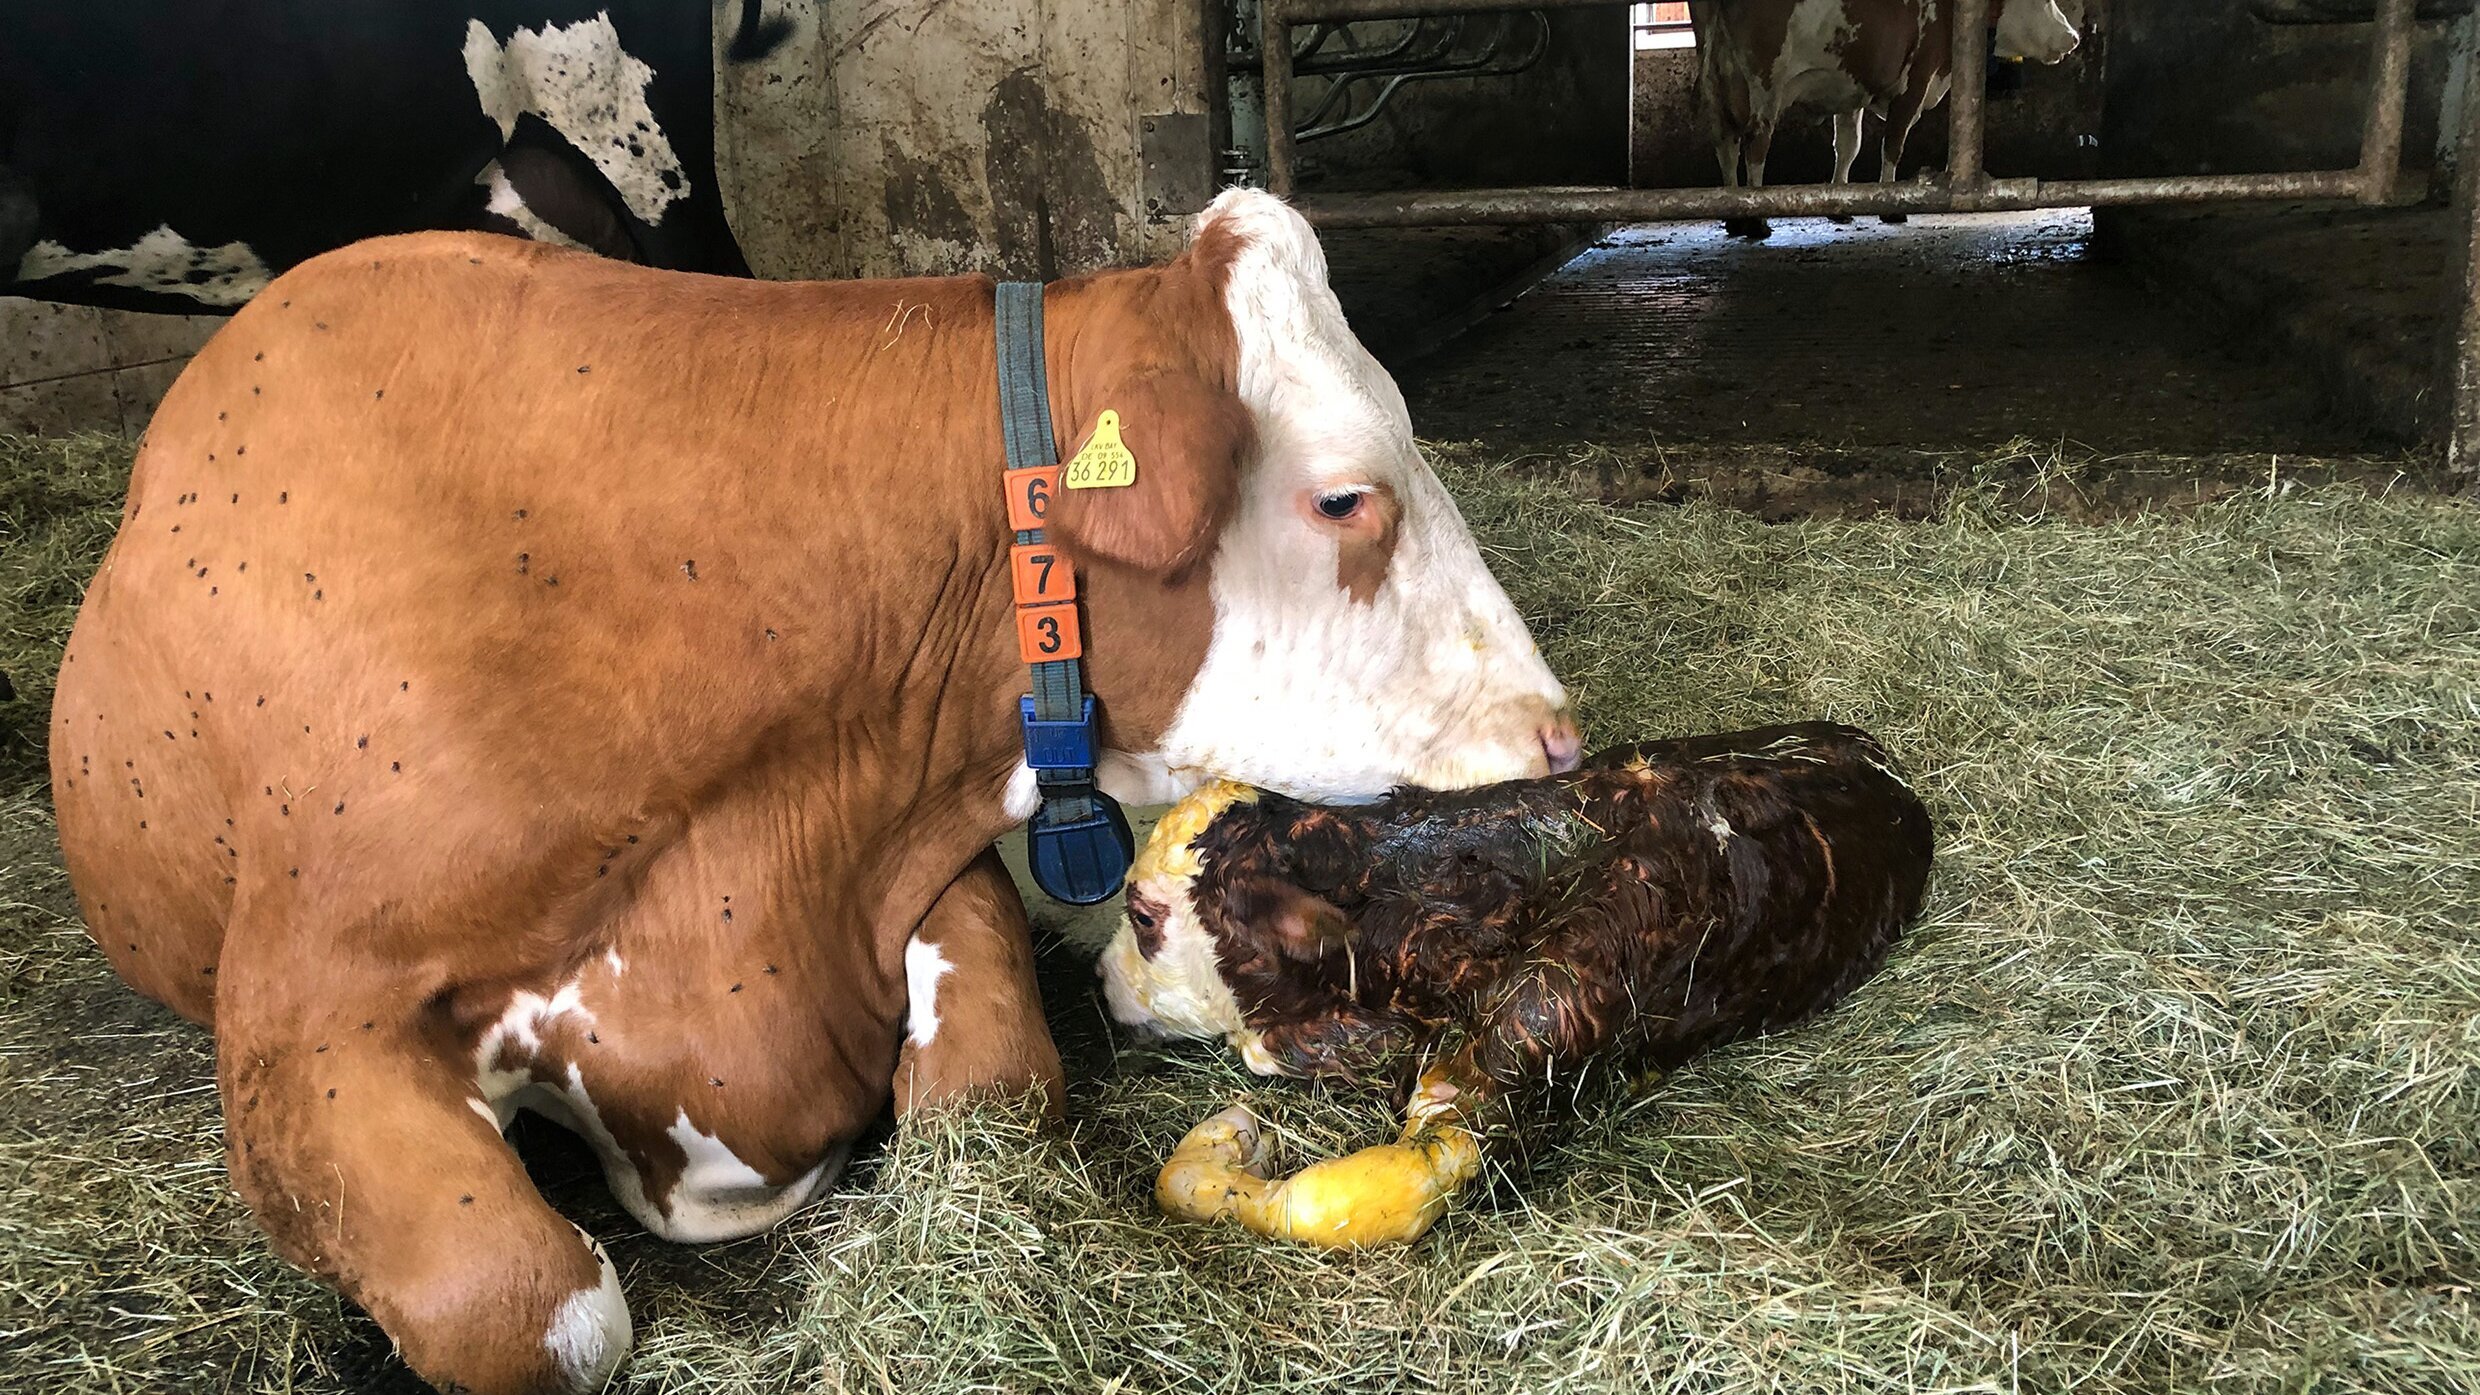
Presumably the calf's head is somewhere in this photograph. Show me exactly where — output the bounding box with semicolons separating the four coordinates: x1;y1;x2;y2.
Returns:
1097;779;1387;1065
1095;780;1283;1052
1995;0;2080;64
1040;189;1576;808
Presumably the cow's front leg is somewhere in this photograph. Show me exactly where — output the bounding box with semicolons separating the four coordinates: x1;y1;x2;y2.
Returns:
219;947;628;1395
1878;95;1927;224
893;848;1065;1118
1727;120;1777;240
1827;108;1865;223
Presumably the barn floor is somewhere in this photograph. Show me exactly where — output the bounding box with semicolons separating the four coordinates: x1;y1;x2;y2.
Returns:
2;213;2477;1393
1389;211;2432;519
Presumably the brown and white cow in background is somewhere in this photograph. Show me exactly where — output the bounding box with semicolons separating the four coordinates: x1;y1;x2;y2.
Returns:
49;188;1577;1395
1691;0;2083;239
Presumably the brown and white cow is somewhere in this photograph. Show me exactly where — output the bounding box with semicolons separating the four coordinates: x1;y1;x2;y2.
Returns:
1690;0;2082;239
48;188;1577;1395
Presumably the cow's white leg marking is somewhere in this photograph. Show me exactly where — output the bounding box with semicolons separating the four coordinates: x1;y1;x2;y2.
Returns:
473;979;594;1107
16;226;271;307
904;935;956;1049
544;1225;632;1394
1831;109;1864;186
477;160;589;250
464;15;688;225
471;969;840;1243
655;1110;847;1242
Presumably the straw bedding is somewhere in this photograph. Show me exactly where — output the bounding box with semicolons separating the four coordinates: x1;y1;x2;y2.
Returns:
1;432;2473;1393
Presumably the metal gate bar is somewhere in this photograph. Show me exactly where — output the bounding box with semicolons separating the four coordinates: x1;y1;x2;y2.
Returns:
1260;0;2419;222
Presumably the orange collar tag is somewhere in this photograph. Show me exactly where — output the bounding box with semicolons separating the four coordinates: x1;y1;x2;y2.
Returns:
1063;410;1137;489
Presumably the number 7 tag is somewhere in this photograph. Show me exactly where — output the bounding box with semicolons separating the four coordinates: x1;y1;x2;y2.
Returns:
1010;543;1076;605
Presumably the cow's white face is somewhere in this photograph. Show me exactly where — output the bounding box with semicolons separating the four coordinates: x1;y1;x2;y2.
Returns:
1132;190;1578;805
1995;0;2080;65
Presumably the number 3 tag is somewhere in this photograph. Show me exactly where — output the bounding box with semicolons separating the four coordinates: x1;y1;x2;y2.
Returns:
1016;603;1083;662
1063;410;1137;490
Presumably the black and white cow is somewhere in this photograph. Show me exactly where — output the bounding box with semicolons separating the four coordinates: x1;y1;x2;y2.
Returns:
0;1;790;313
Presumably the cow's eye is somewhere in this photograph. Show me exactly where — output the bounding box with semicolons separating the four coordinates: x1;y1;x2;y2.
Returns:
1313;490;1363;521
1130;907;1157;930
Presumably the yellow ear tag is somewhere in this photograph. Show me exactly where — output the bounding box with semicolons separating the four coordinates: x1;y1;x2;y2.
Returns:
1063;409;1138;490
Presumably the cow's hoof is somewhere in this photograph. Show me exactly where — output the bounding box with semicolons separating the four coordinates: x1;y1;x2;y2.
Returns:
1723;217;1773;241
1880;212;1910;225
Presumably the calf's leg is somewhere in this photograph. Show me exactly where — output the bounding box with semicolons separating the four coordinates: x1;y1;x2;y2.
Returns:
1158;924;1630;1249
892;848;1064;1118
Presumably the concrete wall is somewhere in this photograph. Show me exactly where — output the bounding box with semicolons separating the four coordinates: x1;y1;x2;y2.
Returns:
1291;9;1631;191
6;0;1223;435
1633;2;2111;191
2099;1;2459;181
716;0;1219;280
0;299;219;437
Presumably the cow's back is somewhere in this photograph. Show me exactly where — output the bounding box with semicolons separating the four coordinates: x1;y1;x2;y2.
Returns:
50;232;997;1021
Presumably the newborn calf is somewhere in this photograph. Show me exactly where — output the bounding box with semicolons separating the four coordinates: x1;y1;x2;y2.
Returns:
1100;722;1933;1247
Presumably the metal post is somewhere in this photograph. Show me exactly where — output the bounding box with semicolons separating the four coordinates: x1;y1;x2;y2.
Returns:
2448;28;2480;481
1299;169;2373;227
1262;0;1297;196
1947;0;1990;197
2359;0;2417;204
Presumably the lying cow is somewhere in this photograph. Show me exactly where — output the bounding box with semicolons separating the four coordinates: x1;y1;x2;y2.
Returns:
1690;0;2083;240
1101;723;1932;1247
3;0;790;311
48;188;1579;1393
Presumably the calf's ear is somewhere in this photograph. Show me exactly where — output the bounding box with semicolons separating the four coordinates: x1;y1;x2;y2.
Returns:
1044;368;1250;580
1225;875;1353;963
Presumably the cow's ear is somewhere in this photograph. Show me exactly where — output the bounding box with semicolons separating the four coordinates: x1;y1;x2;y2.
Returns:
1044;368;1250;580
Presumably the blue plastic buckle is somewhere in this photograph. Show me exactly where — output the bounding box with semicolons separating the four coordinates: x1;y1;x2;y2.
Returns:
1028;794;1136;906
1019;695;1100;772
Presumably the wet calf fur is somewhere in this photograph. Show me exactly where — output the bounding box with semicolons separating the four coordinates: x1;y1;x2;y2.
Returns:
1107;723;1933;1151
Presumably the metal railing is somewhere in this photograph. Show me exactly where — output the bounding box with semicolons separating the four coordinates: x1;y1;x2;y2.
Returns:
1259;0;2421;226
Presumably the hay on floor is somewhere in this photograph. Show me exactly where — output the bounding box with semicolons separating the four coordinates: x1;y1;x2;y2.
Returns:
1;431;2475;1394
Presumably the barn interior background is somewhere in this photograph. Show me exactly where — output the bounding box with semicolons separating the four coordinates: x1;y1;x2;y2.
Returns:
9;0;2480;458
6;2;2480;1393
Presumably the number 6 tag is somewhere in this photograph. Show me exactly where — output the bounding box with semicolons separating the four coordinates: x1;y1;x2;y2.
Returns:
1005;465;1062;531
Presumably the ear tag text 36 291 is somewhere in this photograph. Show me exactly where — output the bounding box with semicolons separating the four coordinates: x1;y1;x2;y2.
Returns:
1063;409;1137;490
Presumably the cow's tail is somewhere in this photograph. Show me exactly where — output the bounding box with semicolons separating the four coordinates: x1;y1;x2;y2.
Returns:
729;0;795;62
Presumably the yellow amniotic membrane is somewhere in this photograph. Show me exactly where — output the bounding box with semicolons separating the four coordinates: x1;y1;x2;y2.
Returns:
1156;1074;1485;1249
1131;778;1257;884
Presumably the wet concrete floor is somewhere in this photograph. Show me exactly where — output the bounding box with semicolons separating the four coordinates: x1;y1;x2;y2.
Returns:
1396;211;2370;460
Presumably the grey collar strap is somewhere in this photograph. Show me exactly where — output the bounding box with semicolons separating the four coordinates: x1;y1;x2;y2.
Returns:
996;280;1133;905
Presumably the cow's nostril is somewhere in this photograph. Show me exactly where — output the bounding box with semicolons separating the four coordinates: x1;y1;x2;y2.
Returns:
1541;718;1583;774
